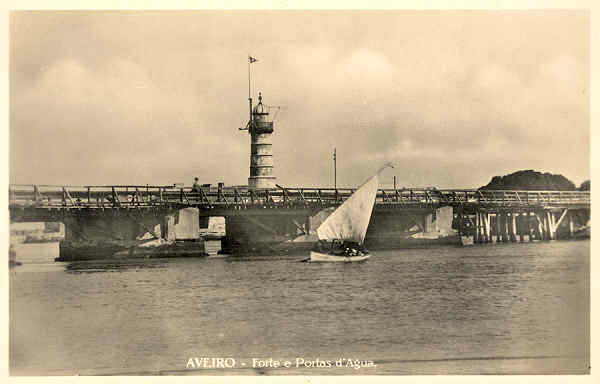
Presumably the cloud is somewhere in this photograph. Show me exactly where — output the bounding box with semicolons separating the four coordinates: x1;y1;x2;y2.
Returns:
9;11;589;188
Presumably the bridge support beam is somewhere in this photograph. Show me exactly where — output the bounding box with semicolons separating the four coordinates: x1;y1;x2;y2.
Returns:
483;213;491;243
474;212;480;243
535;212;545;240
494;213;501;243
508;212;517;242
569;211;574;238
547;211;555;240
529;212;535;241
474;211;487;243
519;212;529;242
502;212;510;243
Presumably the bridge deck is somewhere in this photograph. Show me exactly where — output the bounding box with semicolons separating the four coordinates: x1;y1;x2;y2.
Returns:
9;184;590;211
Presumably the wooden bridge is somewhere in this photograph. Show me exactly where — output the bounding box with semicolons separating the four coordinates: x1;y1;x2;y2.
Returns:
8;184;591;212
9;184;590;259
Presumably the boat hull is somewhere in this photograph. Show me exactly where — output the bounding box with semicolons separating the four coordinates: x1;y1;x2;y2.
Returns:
309;251;370;263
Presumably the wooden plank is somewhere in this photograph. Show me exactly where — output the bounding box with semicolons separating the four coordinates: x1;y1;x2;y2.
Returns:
199;188;212;206
291;219;306;235
221;191;230;207
181;189;190;205
477;190;488;203
554;208;569;229
299;189;307;204
569;212;574;237
111;187;121;206
515;191;522;203
61;187;75;206
135;187;143;206
234;188;246;208
475;212;480;243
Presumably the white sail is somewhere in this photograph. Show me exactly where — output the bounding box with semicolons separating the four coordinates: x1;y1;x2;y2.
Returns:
316;174;379;244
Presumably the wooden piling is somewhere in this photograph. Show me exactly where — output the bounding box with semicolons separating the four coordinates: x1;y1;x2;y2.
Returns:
517;212;529;243
568;211;574;238
516;213;521;242
510;212;517;242
527;212;534;241
495;213;502;243
475;212;480;243
547;211;555;240
488;213;496;243
483;213;490;243
503;213;510;242
539;213;545;240
457;206;463;237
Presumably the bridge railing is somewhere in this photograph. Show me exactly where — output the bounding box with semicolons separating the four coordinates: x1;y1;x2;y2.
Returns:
8;184;590;209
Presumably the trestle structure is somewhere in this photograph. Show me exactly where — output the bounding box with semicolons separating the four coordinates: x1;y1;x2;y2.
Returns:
456;207;587;243
9;184;590;212
9;184;590;259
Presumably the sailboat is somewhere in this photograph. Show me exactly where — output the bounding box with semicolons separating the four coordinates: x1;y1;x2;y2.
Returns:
309;164;392;263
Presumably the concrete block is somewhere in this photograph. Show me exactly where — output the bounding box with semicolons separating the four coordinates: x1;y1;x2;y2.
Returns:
423;213;435;233
204;239;222;255
165;215;176;241
435;206;454;234
174;208;200;240
10;222;45;235
11;242;59;263
206;216;226;236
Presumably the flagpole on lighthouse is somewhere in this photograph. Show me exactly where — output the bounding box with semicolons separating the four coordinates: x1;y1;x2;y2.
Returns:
247;55;259;128
248;56;251;99
248;56;252;125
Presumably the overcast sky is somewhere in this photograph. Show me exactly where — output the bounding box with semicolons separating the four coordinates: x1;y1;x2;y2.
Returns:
9;10;589;189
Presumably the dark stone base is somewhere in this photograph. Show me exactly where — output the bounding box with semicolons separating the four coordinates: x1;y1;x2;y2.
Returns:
57;241;208;261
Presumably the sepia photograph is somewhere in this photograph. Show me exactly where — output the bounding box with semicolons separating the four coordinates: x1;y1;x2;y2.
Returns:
6;6;592;378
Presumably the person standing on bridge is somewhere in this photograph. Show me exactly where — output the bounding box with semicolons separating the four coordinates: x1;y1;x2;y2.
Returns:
192;177;201;193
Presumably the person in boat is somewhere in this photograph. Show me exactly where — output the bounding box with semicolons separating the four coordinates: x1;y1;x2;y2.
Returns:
312;239;368;256
340;241;367;256
313;240;344;255
335;240;366;256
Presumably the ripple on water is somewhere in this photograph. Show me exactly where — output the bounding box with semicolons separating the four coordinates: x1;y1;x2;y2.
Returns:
9;240;590;375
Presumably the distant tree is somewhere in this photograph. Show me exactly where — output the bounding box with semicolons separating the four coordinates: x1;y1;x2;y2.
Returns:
579;180;590;191
480;170;576;191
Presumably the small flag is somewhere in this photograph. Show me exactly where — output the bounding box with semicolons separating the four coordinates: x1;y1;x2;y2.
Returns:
248;55;258;63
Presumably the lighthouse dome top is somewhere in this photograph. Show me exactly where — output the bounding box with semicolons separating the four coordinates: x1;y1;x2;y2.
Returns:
252;92;269;115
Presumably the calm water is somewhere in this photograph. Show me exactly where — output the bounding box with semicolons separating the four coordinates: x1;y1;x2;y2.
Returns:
10;240;589;375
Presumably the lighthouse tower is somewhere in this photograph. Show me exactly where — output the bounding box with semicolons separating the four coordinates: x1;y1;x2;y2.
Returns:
248;92;276;189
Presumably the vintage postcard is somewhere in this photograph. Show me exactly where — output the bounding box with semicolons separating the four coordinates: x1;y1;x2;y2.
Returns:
4;3;595;383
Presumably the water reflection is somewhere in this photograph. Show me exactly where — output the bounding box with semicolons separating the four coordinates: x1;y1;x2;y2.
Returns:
65;259;173;273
